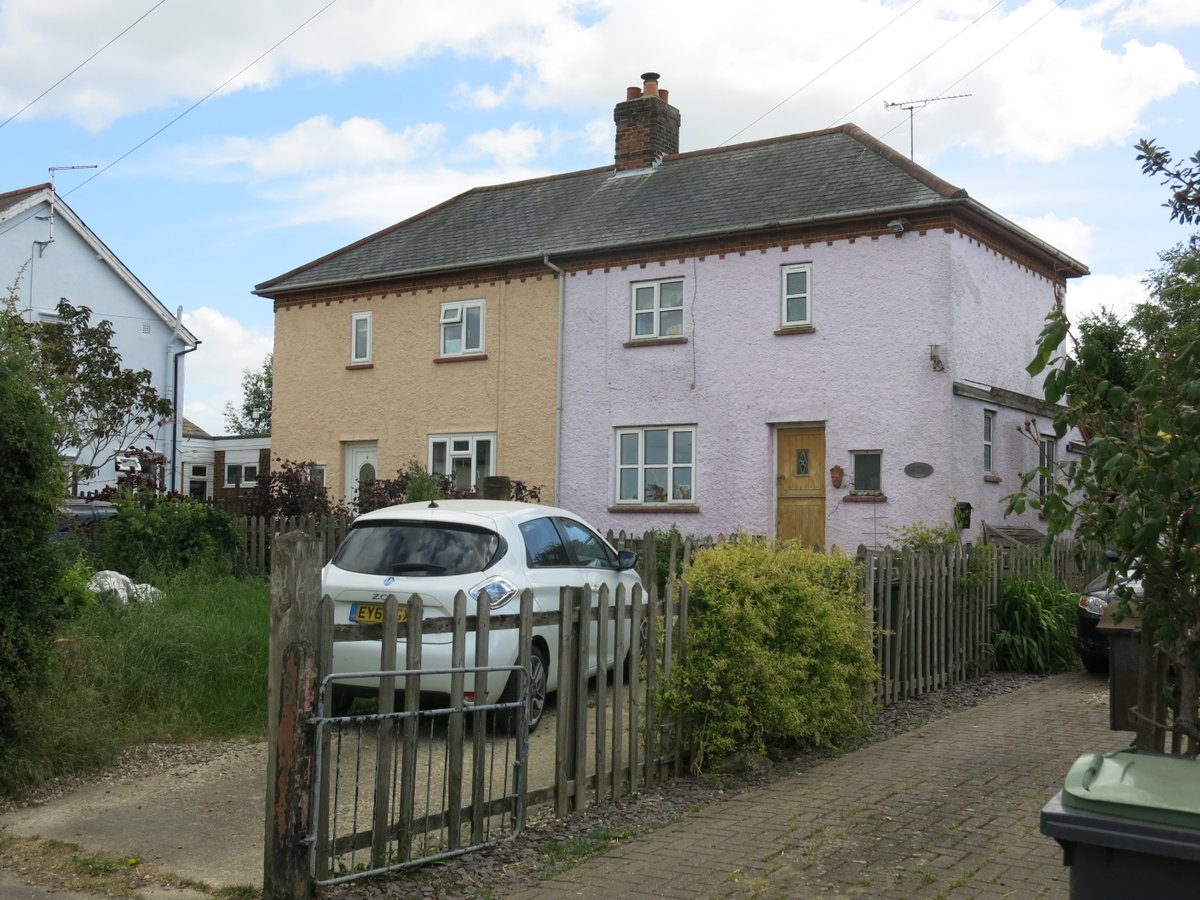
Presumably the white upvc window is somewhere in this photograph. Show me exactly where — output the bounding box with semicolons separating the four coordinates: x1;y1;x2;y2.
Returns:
983;411;996;474
1038;436;1056;500
630;279;684;340
781;263;812;327
429;433;495;492
850;450;882;495
440;299;485;356
225;463;259;488
307;464;326;487
616;426;695;504
351;311;372;364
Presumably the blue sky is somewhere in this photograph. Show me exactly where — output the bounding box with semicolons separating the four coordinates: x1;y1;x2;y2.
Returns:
2;0;1197;434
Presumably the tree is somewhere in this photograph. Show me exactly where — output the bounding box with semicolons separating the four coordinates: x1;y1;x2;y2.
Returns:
1008;235;1200;754
224;353;272;436
1;290;173;484
1137;139;1200;225
0;293;65;770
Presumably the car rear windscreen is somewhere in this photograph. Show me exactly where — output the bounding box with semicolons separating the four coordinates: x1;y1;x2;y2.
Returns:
332;521;504;577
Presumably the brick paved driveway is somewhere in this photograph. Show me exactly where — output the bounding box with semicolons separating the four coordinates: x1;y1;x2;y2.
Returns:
510;671;1116;899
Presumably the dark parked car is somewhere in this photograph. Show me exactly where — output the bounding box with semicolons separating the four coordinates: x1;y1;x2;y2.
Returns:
54;499;119;538
1077;567;1142;673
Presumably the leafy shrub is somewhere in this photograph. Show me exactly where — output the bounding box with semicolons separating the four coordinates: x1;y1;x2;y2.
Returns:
0;337;65;767
991;574;1076;673
356;459;453;513
887;520;962;551
661;541;877;771
243;457;351;519
355;459;546;512
86;493;241;579
56;558;97;611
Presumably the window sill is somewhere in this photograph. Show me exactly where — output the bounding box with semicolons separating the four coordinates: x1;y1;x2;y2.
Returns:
623;337;688;349
608;504;700;514
845;493;888;504
345;363;374;371
983;474;1002;484
774;325;816;336
434;353;488;364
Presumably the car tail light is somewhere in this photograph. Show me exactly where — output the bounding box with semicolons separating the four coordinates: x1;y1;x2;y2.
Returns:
469;576;519;610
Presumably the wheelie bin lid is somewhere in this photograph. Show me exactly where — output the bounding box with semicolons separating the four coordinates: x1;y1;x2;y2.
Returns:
1062;751;1200;829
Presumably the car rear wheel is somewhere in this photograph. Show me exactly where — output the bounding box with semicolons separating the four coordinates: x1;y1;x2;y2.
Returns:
498;643;548;734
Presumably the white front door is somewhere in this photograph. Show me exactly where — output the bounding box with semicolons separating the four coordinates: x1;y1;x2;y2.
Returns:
344;441;378;511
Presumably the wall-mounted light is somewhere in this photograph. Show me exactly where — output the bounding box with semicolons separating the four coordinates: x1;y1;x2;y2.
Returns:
929;344;945;372
886;217;911;234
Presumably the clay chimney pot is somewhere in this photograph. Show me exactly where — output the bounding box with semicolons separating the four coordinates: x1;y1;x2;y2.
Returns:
626;86;641;101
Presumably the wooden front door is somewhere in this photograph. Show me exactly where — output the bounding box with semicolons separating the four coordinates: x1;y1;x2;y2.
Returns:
776;426;826;550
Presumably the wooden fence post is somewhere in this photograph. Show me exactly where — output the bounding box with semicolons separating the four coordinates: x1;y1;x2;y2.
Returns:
264;532;323;899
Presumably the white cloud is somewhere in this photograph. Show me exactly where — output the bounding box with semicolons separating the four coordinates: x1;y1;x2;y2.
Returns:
1108;0;1200;30
466;123;544;166
181;306;272;435
2;0;1193;172
1066;273;1148;325
454;73;525;109
193;117;446;176
1012;213;1094;266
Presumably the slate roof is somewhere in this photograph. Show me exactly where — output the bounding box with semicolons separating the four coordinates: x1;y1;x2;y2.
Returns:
256;124;1087;297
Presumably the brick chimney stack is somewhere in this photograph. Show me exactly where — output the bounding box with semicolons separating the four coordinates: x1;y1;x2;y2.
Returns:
614;72;681;171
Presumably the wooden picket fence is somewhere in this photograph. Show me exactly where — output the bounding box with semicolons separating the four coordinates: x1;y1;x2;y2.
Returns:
237;514;349;574
859;539;1104;704
242;515;1103;709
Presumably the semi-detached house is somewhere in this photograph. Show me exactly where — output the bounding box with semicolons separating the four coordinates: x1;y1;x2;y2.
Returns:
256;73;1088;549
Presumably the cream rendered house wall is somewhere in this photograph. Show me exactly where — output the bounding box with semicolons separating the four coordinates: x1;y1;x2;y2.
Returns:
272;273;560;504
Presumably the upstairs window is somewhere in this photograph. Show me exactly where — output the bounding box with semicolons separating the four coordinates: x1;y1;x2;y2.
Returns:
631;279;684;340
616;426;695;504
1038;436;1056;500
781;263;812;327
440;300;485;356
351;311;372;364
983;411;996;474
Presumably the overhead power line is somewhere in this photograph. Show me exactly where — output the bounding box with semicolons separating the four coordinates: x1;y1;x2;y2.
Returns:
0;0;170;133
720;0;929;146
0;0;342;242
66;0;342;198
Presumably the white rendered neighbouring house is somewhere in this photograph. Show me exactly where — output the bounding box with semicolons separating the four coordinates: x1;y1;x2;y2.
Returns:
258;73;1088;548
0;183;198;495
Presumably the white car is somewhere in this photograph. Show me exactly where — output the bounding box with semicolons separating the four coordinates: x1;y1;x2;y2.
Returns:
322;500;643;731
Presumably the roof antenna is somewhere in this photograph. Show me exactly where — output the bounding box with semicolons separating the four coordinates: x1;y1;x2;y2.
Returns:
40;164;97;247
428;500;439;508
883;94;971;160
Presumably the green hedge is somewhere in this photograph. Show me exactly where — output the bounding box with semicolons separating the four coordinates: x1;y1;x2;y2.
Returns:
661;541;877;771
0;347;65;766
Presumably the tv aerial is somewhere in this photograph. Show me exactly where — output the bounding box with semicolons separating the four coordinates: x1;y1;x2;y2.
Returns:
884;94;971;160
